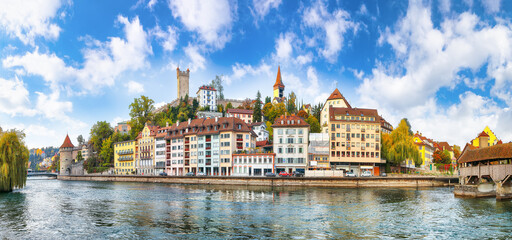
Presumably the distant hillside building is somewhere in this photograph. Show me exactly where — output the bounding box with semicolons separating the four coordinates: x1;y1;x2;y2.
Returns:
114;121;131;135
226;108;254;124
177;67;190;100
197;85;217;111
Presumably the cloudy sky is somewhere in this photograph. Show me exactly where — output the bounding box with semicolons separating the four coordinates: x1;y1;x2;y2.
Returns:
1;0;511;149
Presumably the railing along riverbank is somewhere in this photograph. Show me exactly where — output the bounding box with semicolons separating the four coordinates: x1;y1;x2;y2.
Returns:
58;175;458;188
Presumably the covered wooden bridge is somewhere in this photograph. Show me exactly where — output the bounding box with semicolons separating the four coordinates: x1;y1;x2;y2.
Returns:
455;142;512;199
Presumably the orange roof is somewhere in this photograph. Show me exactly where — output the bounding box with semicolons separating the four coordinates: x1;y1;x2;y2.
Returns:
272;115;310;128
437;142;453;152
60;134;74;148
478;131;489;137
273;66;285;88
326;88;352;108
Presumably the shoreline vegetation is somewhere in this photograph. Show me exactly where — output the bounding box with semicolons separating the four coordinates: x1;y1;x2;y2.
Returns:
0;128;29;192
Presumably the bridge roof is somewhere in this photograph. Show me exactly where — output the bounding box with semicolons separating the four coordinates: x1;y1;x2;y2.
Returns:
458;142;512;163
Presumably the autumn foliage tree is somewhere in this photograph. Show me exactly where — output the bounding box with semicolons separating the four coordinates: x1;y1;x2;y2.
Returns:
381;119;421;167
0;129;29;192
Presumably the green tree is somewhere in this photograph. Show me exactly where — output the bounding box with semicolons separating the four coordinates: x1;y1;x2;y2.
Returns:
266;121;273;141
77;135;85;146
381;119;421;167
262;102;273;119
211;75;224;100
0;130;29;192
192;98;199;112
129;95;155;138
305;115;321;133
89;121;114;152
265;96;271;105
268;102;286;123
253;91;263;123
287;91;297;114
76;151;84;163
99;136;114;165
226;102;234;110
453;145;461;159
311;103;322;121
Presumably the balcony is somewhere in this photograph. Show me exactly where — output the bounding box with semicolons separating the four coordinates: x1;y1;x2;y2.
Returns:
166;160;171;166
185;140;190;144
206;161;211;166
362;137;366;141
376;129;380;133
347;146;351;150
185;148;190;151
346;128;351;132
206;147;211;150
185;160;190;166
206;154;211;158
236;138;243;141
206;138;211;142
361;128;365;132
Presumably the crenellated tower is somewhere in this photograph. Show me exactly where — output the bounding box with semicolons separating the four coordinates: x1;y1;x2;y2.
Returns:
177;67;190;100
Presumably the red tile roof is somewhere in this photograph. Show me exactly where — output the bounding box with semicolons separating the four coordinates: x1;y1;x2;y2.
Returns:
272;115;310;128
478;131;490;137
256;140;271;147
326;88;352;108
198;85;216;91
437;141;453;152
60;134;75;148
458;142;512;163
165;117;257;139
329;107;379;123
273;66;285;88
227;108;253;114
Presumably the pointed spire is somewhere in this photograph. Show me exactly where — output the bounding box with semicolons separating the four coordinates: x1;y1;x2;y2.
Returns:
273;66;285;89
60;134;75;149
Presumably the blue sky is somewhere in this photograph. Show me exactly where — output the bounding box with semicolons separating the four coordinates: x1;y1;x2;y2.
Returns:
1;0;512;149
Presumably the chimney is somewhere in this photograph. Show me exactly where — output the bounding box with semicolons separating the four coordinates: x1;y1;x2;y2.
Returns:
215;116;218;122
176;121;179;127
166;122;169;127
188;118;191;124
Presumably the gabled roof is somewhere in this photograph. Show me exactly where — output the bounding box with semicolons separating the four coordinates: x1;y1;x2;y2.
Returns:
437;142;453;152
272;114;310;128
326;88;352;108
458;142;512;163
273;66;285;88
60;134;74;148
329;107;379;123
478;131;490;137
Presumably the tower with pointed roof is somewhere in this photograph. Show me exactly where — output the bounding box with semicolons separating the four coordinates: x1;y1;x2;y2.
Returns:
272;66;285;103
320;88;352;133
59;134;75;175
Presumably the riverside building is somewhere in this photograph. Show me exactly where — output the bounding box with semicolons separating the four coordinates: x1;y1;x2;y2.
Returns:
232;153;275;176
328;107;385;176
136;122;158;175
114;140;136;175
165;117;257;176
272;115;310;174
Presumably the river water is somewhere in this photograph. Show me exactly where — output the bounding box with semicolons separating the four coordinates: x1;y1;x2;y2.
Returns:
1;179;511;239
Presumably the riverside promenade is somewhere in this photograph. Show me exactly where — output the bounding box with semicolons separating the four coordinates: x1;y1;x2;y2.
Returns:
58;175;457;188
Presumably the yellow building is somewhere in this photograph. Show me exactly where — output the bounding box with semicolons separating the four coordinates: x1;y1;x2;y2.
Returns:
114;140;136;175
321;88;352;133
471;126;500;148
136;122;158;175
413;133;435;169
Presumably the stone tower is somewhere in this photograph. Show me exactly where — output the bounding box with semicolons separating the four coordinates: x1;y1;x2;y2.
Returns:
273;66;285;99
177;67;190;100
59;134;75;175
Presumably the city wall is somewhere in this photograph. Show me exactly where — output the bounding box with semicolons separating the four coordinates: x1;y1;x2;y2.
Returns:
58;175;457;188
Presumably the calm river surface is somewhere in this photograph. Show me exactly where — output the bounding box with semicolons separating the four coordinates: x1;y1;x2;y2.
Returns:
1;179;511;239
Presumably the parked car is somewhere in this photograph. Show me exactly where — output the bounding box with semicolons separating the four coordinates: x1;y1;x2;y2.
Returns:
197;172;206;176
159;172;168;176
361;171;372;177
345;172;357;177
292;171;304;177
265;172;277;177
279;171;291;177
185;172;195;176
380;172;387;177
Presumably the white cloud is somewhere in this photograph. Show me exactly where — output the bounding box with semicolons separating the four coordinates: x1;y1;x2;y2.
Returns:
350;68;364;80
358;4;368;15
147;0;157;9
184;44;206;71
439;0;451;14
481;0;500;13
35;91;72;120
295;53;313;65
0;0;64;45
169;0;233;49
3;15;152;94
251;0;282;20
126;80;144;94
302;0;357;62
359;1;512;111
151;24;178;52
226;62;272;85
274;32;294;62
0;76;36;116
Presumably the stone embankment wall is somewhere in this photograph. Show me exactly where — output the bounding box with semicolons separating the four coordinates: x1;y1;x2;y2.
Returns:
58;175;457;188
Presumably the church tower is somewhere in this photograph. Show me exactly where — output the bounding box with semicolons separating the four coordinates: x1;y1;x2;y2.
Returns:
273;66;285;100
59;134;75;175
177;67;190;100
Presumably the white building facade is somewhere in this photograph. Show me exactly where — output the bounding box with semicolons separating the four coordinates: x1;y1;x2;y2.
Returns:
232;153;275;176
251;122;269;141
272;115;310;174
197;85;217;111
